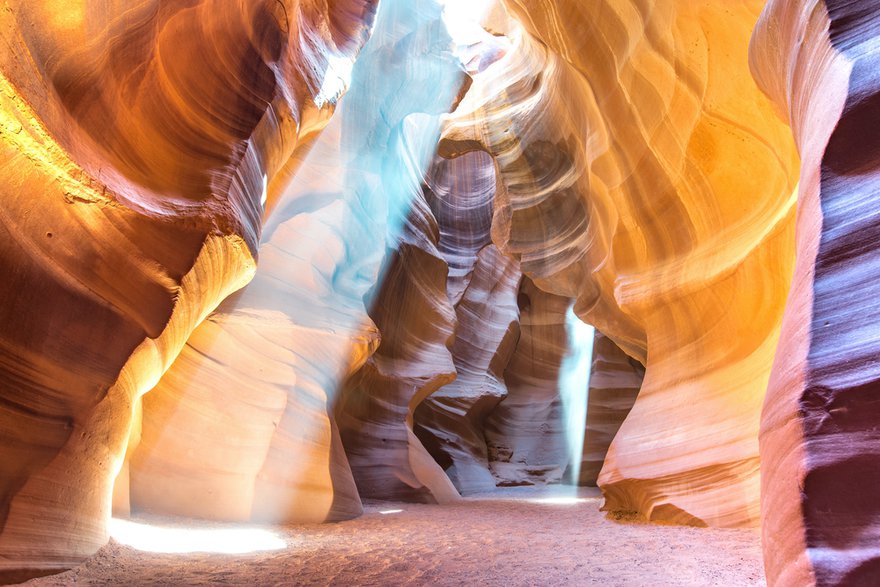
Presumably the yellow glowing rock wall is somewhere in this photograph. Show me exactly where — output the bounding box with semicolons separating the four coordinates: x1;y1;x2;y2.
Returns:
442;0;800;527
0;0;375;580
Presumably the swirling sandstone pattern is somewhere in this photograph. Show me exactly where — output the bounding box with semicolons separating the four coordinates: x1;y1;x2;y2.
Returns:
575;332;643;487
403;148;525;496
0;0;375;580
484;278;571;487
336;193;460;503
442;0;800;527
414;243;522;494
126;123;376;523
331;2;484;504
127;0;469;522
752;1;880;584
5;0;880;585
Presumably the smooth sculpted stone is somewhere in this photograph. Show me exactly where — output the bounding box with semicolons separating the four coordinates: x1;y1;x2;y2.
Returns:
752;1;880;584
410;151;524;496
442;0;800;527
329;1;483;505
574;332;644;486
484;278;572;487
0;0;376;580
415;244;521;494
126;132;378;523
126;0;467;522
336;195;460;503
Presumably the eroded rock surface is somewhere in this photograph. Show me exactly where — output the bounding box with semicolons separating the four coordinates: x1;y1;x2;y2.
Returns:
484;278;571;487
443;0;800;527
0;0;375;580
575;332;643;487
415;243;522;494
752;1;880;584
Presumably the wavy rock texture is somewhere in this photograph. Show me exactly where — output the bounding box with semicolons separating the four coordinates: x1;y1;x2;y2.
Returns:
442;0;800;527
336;196;460;503
484;278;571;487
0;0;375;580
126;0;467;523
330;1;472;503
339;144;520;500
574;332;643;486
397;148;522;497
126;123;376;524
751;1;880;585
414;243;522;494
411;135;583;495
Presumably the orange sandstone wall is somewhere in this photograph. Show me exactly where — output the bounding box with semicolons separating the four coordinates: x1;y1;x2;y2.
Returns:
442;0;801;527
0;0;375;580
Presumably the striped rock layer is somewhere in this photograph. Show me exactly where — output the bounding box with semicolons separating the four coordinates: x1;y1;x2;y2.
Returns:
442;0;800;528
752;0;880;584
3;1;880;586
0;0;375;581
575;332;643;487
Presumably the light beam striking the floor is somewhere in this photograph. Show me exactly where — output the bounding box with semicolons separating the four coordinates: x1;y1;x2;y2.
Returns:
109;518;286;555
558;305;595;489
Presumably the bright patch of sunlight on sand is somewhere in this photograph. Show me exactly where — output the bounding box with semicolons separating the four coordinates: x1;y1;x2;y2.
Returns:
109;518;286;554
526;496;599;506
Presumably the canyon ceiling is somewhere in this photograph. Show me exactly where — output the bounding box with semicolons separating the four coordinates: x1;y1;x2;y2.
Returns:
0;0;878;586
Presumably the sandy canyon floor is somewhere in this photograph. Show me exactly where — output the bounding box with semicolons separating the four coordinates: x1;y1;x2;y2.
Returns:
22;487;764;586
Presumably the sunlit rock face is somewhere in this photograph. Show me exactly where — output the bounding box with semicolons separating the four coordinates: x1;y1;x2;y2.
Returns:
125;120;376;525
324;2;480;505
0;0;375;580
442;0;800;527
4;0;880;584
752;1;880;585
124;0;467;524
574;332;643;487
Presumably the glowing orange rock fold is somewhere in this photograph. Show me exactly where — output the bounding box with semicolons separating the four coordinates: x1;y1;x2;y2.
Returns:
0;0;375;580
442;0;800;527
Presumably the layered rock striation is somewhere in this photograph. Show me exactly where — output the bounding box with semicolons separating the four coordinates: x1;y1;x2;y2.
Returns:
126;0;471;523
0;0;376;580
4;0;880;585
442;0;801;527
484;278;572;487
574;332;643;487
752;1;880;584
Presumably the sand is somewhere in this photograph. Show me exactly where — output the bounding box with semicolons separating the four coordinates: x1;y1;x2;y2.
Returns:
21;487;765;586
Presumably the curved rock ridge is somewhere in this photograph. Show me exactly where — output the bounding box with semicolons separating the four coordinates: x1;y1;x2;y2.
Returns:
0;0;376;580
408;156;583;494
335;135;557;499
126;125;379;523
574;332;643;487
338;146;517;500
752;1;880;584
126;0;470;521
484;278;572;487
407;142;524;497
414;243;522;494
441;0;800;527
329;0;481;503
336;193;460;503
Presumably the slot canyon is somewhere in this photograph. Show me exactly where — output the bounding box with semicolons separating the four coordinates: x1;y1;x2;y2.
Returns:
0;0;878;585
